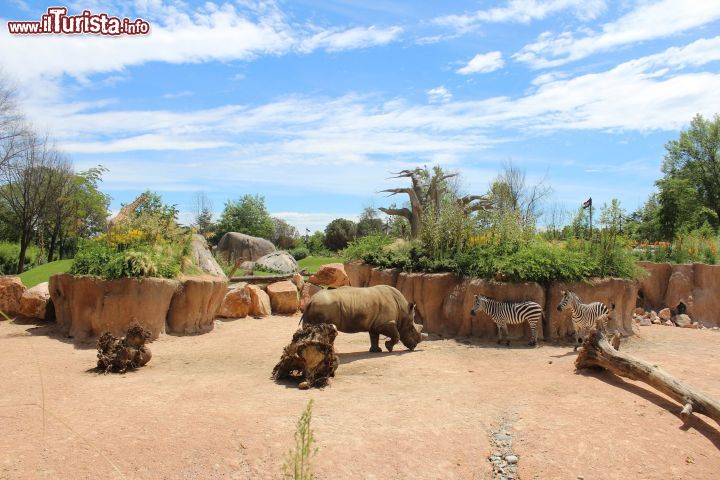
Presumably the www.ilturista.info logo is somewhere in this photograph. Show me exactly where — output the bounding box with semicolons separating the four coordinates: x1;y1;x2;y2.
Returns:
7;7;150;35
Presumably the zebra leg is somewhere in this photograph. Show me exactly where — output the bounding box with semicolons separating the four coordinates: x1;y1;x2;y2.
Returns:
528;321;538;347
496;322;503;344
574;327;584;352
502;323;510;347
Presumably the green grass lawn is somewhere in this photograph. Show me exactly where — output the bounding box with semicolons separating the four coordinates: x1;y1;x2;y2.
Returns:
19;259;73;288
298;256;342;273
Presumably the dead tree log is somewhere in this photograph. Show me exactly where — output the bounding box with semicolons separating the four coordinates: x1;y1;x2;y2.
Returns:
96;325;153;374
272;323;338;389
576;329;720;425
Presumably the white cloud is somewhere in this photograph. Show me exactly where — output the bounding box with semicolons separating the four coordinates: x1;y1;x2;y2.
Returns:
427;86;452;103
515;0;720;68
457;51;504;75
434;0;606;30
162;90;193;99
14;36;720;203
0;2;403;85
298;25;403;53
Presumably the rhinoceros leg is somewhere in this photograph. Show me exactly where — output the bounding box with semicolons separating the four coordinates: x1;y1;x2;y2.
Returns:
369;332;382;353
376;323;400;352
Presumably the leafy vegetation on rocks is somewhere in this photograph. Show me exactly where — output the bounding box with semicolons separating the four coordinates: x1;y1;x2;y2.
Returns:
70;192;193;280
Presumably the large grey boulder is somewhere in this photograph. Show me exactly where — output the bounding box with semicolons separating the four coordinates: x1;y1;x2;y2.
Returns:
191;234;226;279
256;251;299;274
216;232;275;263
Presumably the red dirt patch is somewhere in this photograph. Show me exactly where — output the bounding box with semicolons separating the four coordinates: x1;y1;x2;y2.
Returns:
1;318;718;479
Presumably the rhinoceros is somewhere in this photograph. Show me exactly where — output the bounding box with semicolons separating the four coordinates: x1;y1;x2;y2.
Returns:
301;285;428;352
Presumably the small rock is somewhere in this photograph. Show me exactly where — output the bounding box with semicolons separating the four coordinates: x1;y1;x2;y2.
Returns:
673;314;692;327
651;318;661;325
638;317;652;326
659;308;672;321
634;307;645;316
663;320;674;326
505;455;518;464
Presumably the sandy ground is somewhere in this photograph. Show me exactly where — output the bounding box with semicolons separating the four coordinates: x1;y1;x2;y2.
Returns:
1;316;719;480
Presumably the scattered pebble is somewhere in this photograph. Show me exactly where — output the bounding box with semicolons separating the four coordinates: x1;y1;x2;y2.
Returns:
505;455;518;464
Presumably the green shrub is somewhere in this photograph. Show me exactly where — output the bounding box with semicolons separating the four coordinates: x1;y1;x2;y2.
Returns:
290;247;310;261
343;233;641;282
282;400;317;480
0;242;40;274
71;239;186;280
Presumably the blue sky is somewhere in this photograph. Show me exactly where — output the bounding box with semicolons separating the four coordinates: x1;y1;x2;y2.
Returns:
1;0;719;232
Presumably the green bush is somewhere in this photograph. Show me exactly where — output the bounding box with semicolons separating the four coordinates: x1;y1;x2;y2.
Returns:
0;242;39;274
70;239;185;280
342;234;641;282
290;247;310;261
70;194;192;280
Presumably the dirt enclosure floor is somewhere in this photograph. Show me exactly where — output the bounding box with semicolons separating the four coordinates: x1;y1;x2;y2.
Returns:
1;315;719;480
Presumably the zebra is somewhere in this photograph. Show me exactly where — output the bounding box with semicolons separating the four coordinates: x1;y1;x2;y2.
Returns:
470;295;542;347
557;290;615;351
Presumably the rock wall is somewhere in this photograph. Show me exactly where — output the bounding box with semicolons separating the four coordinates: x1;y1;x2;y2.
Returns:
50;274;179;341
50;273;227;342
344;262;637;341
637;261;720;327
166;275;227;335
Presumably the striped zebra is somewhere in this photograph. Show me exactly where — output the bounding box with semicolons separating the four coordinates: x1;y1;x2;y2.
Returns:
557;290;615;351
470;295;542;347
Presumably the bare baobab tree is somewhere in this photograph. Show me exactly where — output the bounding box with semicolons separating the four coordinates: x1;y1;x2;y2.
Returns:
378;166;491;239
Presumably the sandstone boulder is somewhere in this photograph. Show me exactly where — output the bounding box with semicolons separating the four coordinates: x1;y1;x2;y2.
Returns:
217;232;275;263
665;266;694;313
0;276;25;317
50;274;179;342
191;234;227;278
18;282;50;319
167;275;227;335
300;283;322;312
659;308;672;321
256;251;298;274
216;282;251;318
308;263;350;288
672;313;692;328
246;284;271;317
267;280;299;314
292;273;305;292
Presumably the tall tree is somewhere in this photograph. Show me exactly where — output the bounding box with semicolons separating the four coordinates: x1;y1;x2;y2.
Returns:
271;217;299;249
0;74;25;171
40;166;109;261
215;194;274;241
356;207;384;238
379;166;489;238
191;191;214;235
661;113;720;228
0;130;70;272
324;218;356;251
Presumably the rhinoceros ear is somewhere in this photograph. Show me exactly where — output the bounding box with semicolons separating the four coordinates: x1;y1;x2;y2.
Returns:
408;302;416;313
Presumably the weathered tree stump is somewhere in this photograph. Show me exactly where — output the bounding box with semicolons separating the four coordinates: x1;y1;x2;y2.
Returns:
96;325;153;374
272;323;338;389
576;329;720;425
